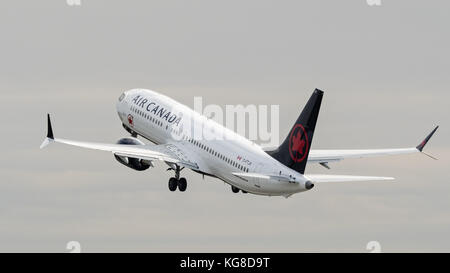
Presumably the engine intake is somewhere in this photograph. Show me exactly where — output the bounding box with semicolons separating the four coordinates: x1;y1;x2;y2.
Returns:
114;138;151;171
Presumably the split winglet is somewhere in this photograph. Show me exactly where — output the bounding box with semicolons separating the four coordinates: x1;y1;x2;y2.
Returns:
46;114;54;139
40;114;55;149
416;126;439;160
416;126;439;152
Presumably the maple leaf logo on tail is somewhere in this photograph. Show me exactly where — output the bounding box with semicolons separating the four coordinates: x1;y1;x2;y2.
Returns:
292;131;306;155
267;89;323;174
288;124;309;163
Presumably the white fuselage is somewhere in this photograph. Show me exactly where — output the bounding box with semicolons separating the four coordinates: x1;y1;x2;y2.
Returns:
116;89;310;196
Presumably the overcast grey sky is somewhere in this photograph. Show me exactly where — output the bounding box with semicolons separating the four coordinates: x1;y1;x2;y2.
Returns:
0;0;448;252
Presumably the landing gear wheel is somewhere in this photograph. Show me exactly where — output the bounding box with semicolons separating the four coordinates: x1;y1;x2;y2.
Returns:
178;178;187;192
231;186;240;193
168;178;178;192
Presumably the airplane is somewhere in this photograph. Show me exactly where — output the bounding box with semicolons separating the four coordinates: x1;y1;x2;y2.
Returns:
40;89;438;198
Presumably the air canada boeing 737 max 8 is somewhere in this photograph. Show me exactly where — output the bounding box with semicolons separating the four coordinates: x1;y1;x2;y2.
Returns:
40;89;438;198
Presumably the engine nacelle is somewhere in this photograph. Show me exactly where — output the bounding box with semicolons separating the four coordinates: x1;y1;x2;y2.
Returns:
114;138;152;171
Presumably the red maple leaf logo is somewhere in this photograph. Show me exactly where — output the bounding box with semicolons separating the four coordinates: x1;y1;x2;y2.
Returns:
292;130;306;155
127;115;134;126
289;124;309;163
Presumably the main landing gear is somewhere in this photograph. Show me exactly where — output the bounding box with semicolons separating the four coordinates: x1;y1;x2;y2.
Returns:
167;165;187;192
231;186;247;194
169;177;187;192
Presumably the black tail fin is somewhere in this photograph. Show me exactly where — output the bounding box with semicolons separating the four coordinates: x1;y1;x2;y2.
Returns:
267;89;323;174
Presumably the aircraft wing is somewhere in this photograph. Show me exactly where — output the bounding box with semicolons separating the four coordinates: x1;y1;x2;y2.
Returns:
304;174;394;183
232;172;393;184
40;114;199;170
235;127;438;185
308;126;439;168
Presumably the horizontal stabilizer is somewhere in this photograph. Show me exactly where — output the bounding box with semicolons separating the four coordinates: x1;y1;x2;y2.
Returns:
232;172;298;183
304;174;394;183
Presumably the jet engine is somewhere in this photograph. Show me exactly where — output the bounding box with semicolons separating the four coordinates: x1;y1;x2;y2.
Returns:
114;138;153;171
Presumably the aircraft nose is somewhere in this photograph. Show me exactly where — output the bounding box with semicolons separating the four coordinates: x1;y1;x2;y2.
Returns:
118;91;127;102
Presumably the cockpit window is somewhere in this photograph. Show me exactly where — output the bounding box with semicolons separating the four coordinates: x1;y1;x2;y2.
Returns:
118;93;126;102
